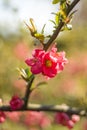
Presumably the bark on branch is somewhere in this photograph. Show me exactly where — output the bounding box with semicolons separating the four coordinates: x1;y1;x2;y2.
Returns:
0;103;87;117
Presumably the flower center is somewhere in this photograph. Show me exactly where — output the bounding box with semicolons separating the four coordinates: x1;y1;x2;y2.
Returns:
45;60;52;67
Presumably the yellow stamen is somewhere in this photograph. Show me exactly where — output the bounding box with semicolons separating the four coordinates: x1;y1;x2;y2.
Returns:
45;60;52;67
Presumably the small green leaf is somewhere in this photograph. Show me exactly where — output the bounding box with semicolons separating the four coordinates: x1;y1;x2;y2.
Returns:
34;33;44;42
17;68;27;79
17;68;32;81
25;68;31;77
69;10;78;18
61;24;72;31
52;0;60;4
55;13;60;25
36;82;47;87
50;20;56;25
41;24;46;34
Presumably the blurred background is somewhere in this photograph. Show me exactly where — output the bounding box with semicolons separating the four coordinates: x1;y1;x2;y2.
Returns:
0;0;87;130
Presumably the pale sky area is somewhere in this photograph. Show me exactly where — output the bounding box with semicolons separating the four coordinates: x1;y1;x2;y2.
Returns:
0;0;58;34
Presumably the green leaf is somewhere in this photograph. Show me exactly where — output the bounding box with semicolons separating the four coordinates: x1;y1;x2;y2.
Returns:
52;0;60;4
36;82;47;87
17;68;32;81
17;68;27;79
61;24;72;31
55;13;60;25
25;68;31;77
55;11;66;25
41;24;46;34
50;20;56;26
34;33;44;42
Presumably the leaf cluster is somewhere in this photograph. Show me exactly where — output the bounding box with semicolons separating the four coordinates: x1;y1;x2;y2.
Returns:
51;0;78;31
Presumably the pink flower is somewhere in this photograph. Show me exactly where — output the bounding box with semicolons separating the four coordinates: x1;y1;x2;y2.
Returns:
25;49;45;74
54;112;69;126
10;95;24;110
25;46;68;78
14;42;29;60
54;113;80;129
67;120;75;129
24;111;51;128
42;52;58;78
24;111;44;126
42;47;68;78
39;115;51;128
71;114;80;123
0;112;6;123
6;112;21;122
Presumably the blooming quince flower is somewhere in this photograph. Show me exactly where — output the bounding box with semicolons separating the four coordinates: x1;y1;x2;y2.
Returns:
25;49;45;74
42;52;58;78
42;46;68;78
25;46;68;78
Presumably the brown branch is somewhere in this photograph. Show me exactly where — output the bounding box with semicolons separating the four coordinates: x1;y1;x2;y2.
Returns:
66;0;80;15
44;0;80;51
23;74;35;108
0;103;87;116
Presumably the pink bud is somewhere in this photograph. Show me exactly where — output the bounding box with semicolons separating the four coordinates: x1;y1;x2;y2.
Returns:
67;120;75;129
0;112;6;123
10;95;24;110
71;114;80;123
54;112;69;126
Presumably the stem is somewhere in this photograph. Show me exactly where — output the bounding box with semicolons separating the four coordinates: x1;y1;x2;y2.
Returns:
44;0;80;51
23;74;35;108
66;0;80;15
44;22;64;51
0;103;87;116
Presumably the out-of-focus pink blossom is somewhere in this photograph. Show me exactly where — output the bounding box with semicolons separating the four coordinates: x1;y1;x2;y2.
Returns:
39;115;51;128
25;46;68;78
6;112;21;122
9;95;24;110
13;79;26;91
0;112;6;123
54;113;80;129
14;42;29;60
25;49;45;74
24;111;43;126
54;112;69;126
24;111;51;128
71;114;80;123
67;120;74;129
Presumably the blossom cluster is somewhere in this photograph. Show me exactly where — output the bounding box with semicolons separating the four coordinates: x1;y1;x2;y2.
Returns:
25;45;68;78
54;112;80;129
24;111;51;128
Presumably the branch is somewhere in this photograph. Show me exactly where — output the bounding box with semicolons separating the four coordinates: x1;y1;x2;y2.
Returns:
0;103;87;116
44;0;80;51
66;0;80;15
22;0;80;108
23;74;35;108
